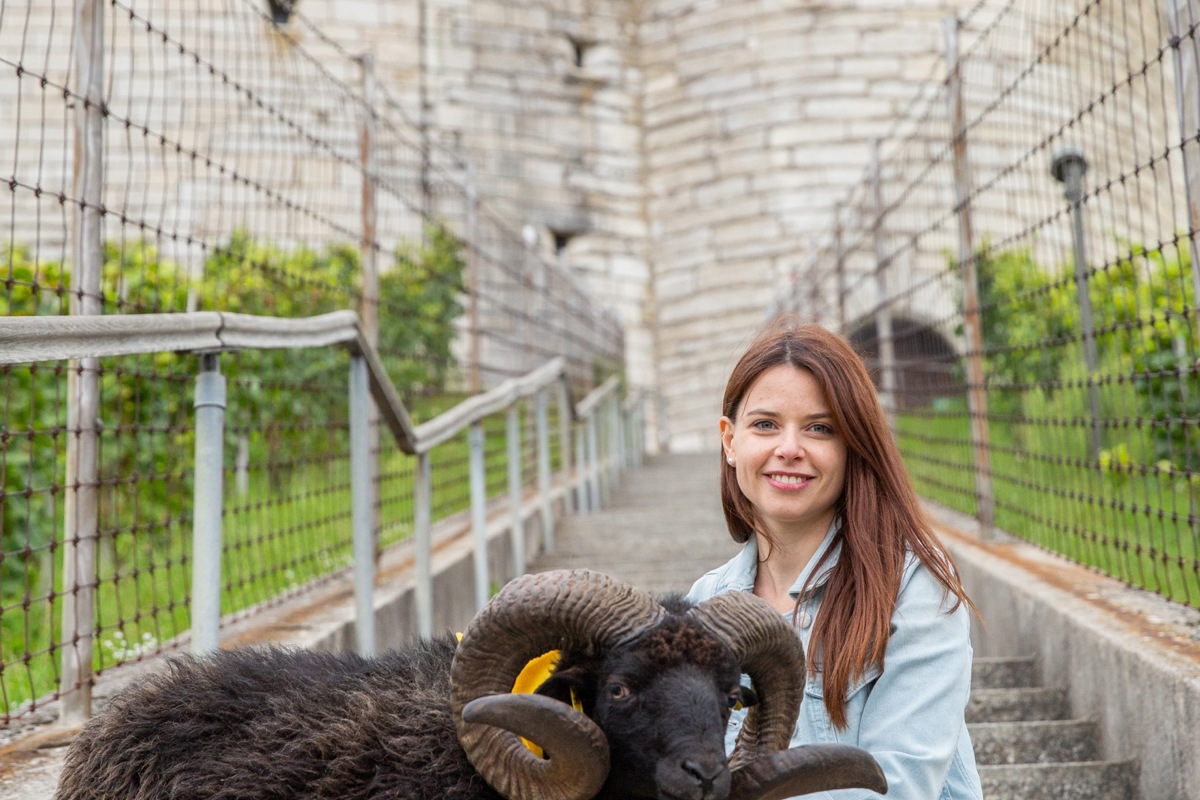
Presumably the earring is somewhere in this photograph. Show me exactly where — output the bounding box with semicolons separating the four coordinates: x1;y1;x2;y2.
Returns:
726;455;735;465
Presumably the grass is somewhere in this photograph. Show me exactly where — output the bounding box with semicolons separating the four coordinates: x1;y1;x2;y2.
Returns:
0;397;571;721
896;394;1200;610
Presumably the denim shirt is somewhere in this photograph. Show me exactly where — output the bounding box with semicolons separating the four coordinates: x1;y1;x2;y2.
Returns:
686;524;983;800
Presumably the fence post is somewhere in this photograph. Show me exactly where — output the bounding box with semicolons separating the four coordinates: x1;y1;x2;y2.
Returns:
834;203;847;334
620;398;632;469
945;15;995;541
559;380;576;513
1051;148;1102;462
536;388;554;552
60;0;105;723
1166;0;1200;330
573;424;588;513
358;52;382;569
349;355;375;657
414;451;433;638
465;164;483;394
635;395;647;467
587;412;601;511
609;394;622;489
469;421;490;610
870;139;897;428
191;354;226;655
506;404;525;576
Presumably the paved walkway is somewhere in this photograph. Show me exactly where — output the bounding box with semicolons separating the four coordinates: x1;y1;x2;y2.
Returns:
531;453;740;594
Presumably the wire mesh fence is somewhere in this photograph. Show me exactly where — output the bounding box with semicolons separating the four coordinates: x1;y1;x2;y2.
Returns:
1;0;622;729
776;0;1200;610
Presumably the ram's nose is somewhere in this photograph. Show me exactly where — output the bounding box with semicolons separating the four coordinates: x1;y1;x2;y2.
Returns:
658;752;731;800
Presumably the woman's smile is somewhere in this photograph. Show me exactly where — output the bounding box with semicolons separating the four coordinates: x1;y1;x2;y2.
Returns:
765;472;812;489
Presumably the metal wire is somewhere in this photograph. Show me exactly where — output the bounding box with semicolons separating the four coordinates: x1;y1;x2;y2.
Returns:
777;0;1200;611
0;0;620;728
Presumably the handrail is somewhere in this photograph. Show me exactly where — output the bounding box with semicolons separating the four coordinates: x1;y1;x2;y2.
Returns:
0;309;358;362
0;310;420;454
0;309;636;715
575;374;620;418
412;357;576;453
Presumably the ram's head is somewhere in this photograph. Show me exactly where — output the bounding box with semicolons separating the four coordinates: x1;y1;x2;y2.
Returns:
451;569;887;800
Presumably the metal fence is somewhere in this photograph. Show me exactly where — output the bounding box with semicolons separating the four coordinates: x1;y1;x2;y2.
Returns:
0;0;627;730
776;0;1200;610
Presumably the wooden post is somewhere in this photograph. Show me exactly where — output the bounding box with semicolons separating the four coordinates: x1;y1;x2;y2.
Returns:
358;52;382;568
1166;0;1200;337
61;0;105;724
870;139;897;429
945;15;995;540
834;203;847;334
465;164;482;394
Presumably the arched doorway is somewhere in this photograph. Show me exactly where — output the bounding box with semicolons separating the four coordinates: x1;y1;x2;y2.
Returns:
847;317;962;410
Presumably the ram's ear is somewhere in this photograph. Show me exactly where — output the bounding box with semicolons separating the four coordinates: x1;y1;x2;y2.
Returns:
535;664;596;715
737;684;759;709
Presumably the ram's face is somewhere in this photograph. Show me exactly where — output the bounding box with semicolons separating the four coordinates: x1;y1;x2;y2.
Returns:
539;619;753;800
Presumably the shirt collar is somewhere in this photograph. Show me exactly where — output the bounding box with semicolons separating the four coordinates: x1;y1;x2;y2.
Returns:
721;518;843;598
787;519;842;599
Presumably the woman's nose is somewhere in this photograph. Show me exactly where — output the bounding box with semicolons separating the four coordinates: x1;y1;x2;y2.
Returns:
775;430;803;459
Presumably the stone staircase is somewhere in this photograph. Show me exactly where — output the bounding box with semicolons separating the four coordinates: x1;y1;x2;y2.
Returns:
970;655;1139;799
533;454;1142;799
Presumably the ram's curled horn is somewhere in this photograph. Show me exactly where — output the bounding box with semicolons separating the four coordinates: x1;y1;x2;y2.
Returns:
687;591;808;766
689;593;887;799
727;743;889;800
451;569;665;800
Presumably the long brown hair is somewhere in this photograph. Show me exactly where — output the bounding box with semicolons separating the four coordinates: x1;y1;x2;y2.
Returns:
720;317;974;728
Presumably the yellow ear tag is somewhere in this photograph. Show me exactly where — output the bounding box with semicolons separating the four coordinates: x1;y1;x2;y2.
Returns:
509;649;584;758
454;638;586;760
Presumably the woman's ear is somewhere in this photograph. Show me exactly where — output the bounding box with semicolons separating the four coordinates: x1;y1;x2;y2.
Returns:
719;416;735;463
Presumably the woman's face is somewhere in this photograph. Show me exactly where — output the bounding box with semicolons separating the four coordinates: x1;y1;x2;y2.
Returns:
721;365;847;543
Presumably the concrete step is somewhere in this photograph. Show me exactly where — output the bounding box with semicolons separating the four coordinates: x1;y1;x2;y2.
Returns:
966;687;1069;723
547;456;1143;797
979;760;1140;800
969;720;1097;765
972;656;1037;689
968;657;1138;798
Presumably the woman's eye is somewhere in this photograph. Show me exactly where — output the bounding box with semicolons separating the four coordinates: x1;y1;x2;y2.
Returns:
811;423;834;435
751;420;775;431
608;683;630;700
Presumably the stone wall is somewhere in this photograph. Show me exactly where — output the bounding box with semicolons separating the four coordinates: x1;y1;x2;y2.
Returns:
4;0;1181;450
638;0;978;450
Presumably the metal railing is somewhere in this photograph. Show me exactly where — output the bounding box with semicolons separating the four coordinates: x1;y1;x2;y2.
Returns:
775;0;1200;609
0;311;640;727
1;0;631;730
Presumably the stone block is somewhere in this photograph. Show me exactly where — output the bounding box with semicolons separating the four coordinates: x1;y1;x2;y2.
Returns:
691;176;751;208
805;96;895;120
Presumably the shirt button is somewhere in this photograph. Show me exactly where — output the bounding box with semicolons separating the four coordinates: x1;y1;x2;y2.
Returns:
796;611;813;628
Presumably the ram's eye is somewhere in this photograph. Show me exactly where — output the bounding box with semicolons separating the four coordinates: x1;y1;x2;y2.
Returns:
727;693;742;710
608;682;630;700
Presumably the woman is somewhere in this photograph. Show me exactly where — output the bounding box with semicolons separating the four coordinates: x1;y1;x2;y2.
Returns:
688;318;982;800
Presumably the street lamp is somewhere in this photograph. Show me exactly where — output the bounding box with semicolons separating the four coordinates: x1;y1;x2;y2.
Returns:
1051;146;1102;462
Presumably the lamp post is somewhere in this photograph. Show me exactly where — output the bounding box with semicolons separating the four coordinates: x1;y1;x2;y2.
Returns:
1051;147;1102;462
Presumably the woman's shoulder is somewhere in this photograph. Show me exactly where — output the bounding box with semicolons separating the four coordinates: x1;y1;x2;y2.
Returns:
686;540;758;603
896;547;972;623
